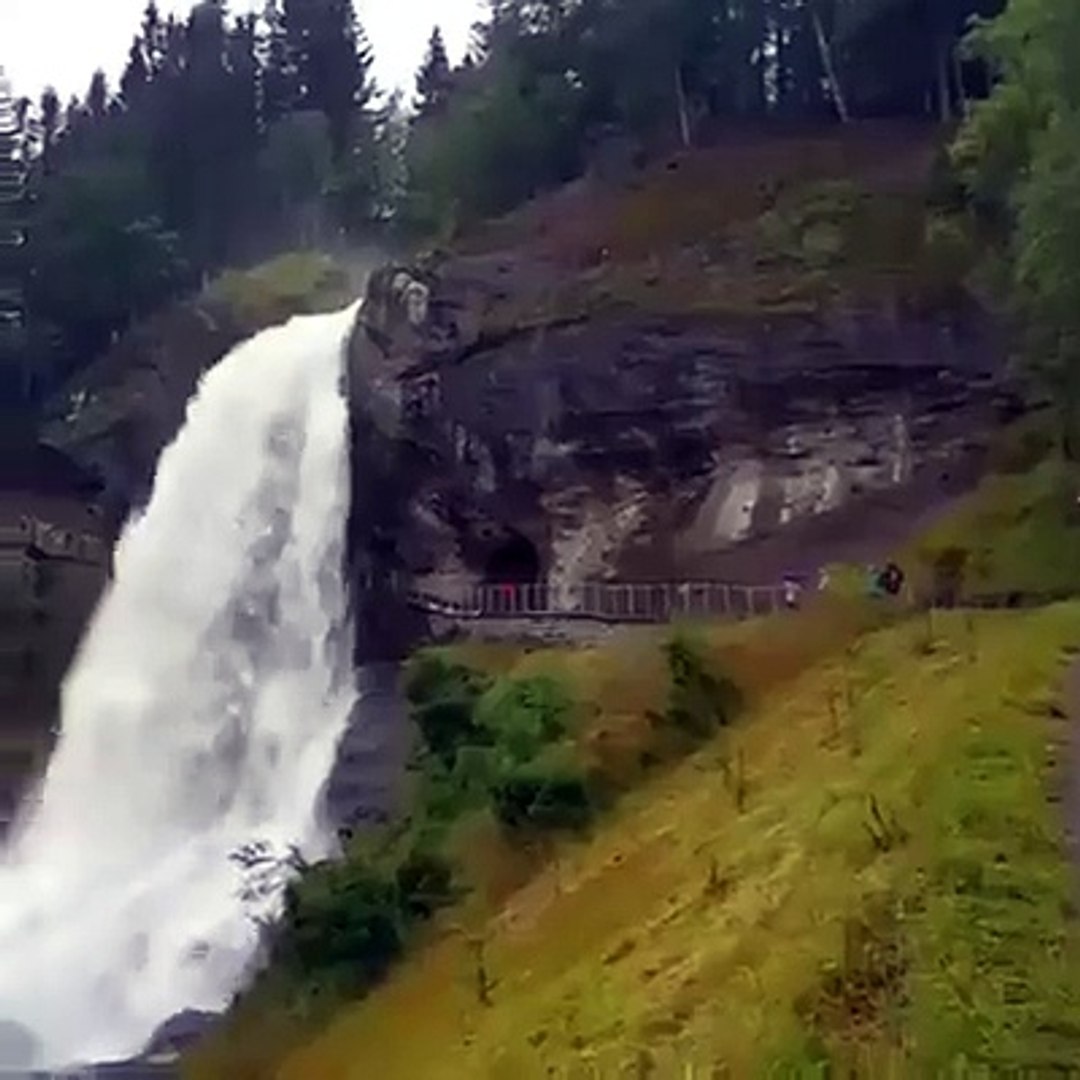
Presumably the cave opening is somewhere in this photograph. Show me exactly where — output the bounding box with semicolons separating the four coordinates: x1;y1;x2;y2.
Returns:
483;532;541;584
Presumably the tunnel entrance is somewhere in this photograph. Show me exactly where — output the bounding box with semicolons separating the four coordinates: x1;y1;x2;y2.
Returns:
483;532;541;584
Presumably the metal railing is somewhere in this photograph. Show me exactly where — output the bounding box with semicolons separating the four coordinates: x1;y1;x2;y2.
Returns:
405;579;798;623
0;518;105;566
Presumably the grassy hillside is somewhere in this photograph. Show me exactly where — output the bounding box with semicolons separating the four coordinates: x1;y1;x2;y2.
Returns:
190;598;1080;1077
906;450;1080;603
200;252;355;330
461;125;979;334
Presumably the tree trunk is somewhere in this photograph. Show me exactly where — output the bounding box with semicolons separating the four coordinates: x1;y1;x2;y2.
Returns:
809;2;850;124
674;63;692;149
936;36;952;124
952;43;969;119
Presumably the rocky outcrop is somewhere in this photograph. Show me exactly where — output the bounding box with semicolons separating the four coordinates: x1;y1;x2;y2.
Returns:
346;254;1011;596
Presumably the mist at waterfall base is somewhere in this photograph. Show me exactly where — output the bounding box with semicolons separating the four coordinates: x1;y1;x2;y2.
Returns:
0;304;363;1069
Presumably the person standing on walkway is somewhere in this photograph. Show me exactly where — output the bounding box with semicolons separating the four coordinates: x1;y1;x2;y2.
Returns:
782;574;802;610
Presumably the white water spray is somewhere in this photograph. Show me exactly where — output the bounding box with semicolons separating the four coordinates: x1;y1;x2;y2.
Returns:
0;304;362;1068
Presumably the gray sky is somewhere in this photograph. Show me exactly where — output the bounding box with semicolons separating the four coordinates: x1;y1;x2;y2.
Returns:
1;0;485;105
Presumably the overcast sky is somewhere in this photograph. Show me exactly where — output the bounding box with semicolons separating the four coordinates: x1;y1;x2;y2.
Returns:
0;0;485;105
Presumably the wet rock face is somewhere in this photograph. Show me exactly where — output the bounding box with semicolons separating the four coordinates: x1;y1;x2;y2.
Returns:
141;1009;220;1059
349;257;1009;591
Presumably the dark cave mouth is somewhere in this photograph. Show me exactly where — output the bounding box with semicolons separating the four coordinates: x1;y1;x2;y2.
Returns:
483;533;541;584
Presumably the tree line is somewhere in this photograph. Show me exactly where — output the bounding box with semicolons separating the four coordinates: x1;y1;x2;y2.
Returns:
1;0;395;416
407;0;1004;232
0;0;1015;422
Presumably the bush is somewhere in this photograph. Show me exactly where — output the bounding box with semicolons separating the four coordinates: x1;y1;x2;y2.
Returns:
927;545;968;607
205;252;352;328
404;651;491;765
489;756;595;833
395;848;456;921
662;630;744;738
270;829;458;998
274;860;405;992
987;412;1055;475
475;674;575;765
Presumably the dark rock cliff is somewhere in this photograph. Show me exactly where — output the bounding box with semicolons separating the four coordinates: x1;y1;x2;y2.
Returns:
346;252;1011;599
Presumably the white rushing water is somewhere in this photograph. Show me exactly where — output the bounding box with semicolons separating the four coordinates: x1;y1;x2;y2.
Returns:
0;304;362;1069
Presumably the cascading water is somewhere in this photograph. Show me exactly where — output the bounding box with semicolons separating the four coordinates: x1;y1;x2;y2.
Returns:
0;303;363;1069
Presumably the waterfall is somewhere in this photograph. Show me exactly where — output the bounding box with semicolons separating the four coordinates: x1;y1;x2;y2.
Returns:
0;303;363;1069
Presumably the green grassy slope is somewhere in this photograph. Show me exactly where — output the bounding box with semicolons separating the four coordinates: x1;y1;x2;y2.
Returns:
190;600;1080;1078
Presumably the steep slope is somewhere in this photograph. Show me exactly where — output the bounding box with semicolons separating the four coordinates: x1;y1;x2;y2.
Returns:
188;599;1080;1078
280;607;1080;1076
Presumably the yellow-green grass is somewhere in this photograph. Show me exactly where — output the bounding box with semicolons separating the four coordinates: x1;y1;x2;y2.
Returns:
203;252;353;329
909;460;1080;600
190;603;1080;1078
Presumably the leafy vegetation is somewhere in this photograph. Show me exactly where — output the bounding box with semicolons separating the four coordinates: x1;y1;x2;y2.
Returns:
190;623;761;1076
407;0;1003;236
909;458;1080;602
488;753;595;832
662;628;745;738
403;651;492;768
955;0;1080;456
0;0;389;420
202;253;353;329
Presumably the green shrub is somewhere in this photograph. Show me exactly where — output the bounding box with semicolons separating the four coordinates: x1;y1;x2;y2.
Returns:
662;630;744;738
205;252;351;328
395;847;456;921
271;829;458;998
404;651;491;765
475;674;575;765
489;755;595;833
275;860;405;991
987;411;1055;475
912;460;1080;599
927;545;968;607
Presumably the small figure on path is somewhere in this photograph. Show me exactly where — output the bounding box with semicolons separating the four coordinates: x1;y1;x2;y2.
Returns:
867;564;883;598
880;561;905;598
782;575;802;610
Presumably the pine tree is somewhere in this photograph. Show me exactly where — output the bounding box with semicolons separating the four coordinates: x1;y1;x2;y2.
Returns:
416;26;453;117
0;67;29;407
283;0;376;162
39;88;60;173
260;0;297;125
120;39;151;106
86;71;109;122
142;1;167;75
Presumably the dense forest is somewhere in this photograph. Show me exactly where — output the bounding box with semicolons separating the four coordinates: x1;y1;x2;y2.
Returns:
0;0;1037;429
